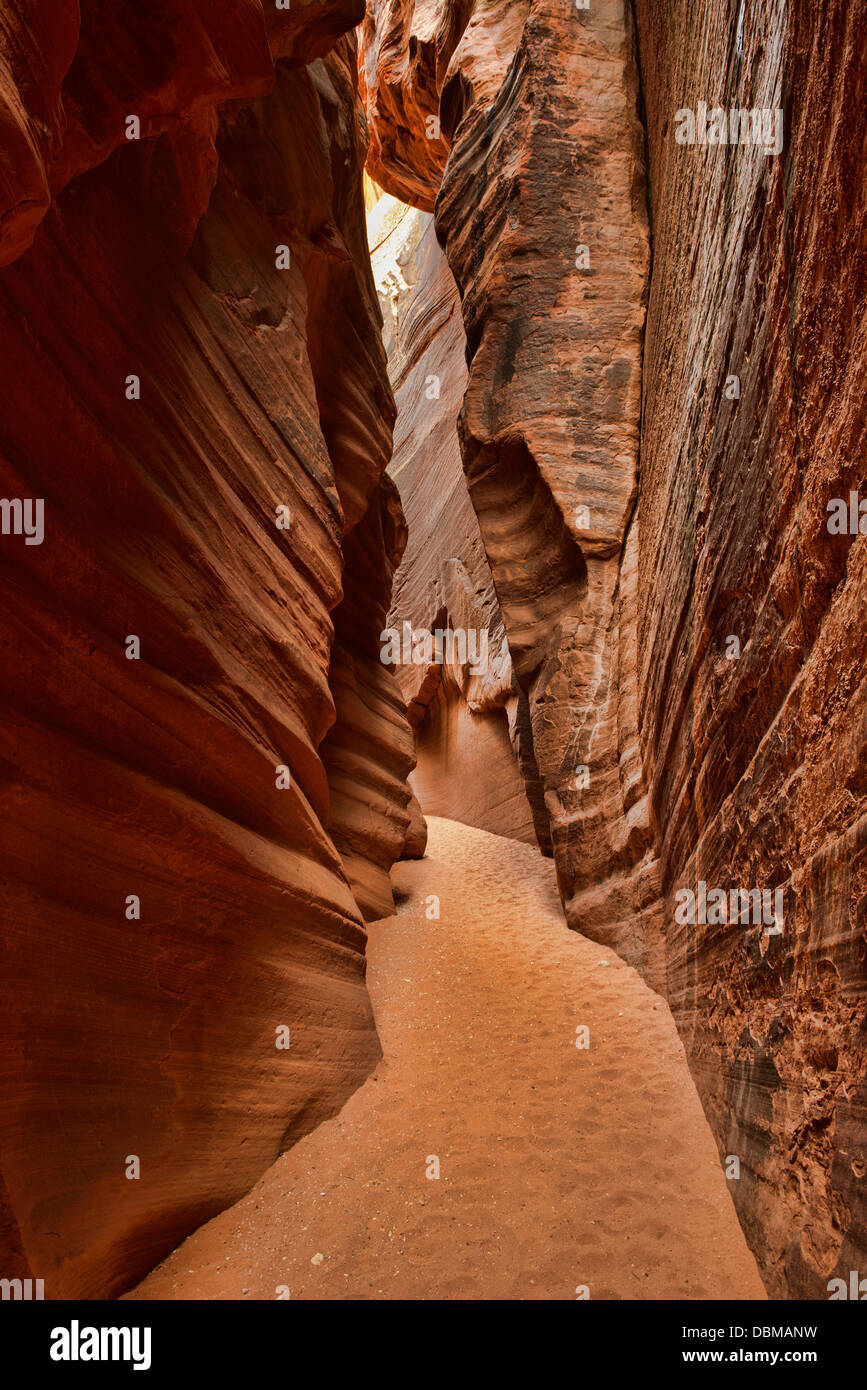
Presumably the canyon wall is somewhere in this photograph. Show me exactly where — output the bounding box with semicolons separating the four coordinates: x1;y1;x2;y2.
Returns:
370;192;547;847
322;471;416;917
634;0;867;1302
361;0;867;1297
363;0;658;970
0;0;415;1298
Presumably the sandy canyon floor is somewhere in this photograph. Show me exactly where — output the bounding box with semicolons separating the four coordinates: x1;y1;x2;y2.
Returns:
130;818;766;1301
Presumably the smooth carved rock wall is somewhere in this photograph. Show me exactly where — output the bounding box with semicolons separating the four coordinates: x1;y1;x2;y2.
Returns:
371;196;547;848
361;0;867;1297
0;0;369;266
436;0;655;980
0;5;413;1299
633;0;867;1299
322;472;416;919
363;0;656;956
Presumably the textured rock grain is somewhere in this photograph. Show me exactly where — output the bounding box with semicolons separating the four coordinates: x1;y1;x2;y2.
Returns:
633;0;867;1299
322;473;416;920
0;6;413;1299
361;0;867;1297
367;0;658;966
371;195;545;847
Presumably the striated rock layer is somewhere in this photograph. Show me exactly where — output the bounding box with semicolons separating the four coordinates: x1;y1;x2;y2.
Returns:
361;0;867;1296
363;0;657;967
0;2;414;1299
633;0;867;1301
370;193;546;848
433;0;655;978
322;471;416;919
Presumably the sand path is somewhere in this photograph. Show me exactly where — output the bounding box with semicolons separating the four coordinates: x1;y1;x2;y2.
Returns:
131;817;766;1300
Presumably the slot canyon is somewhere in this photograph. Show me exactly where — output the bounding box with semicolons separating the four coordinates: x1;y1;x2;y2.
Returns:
0;0;864;1308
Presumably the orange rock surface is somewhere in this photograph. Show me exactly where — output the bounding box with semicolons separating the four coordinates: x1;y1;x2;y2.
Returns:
371;195;546;847
360;0;867;1297
0;3;414;1298
0;0;863;1307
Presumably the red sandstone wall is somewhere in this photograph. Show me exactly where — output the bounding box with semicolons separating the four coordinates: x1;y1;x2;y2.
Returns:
322;472;416;919
363;0;656;959
633;0;867;1299
0;1;414;1298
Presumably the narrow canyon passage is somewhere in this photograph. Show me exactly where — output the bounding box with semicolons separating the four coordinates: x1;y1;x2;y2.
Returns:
0;0;863;1318
131;819;764;1301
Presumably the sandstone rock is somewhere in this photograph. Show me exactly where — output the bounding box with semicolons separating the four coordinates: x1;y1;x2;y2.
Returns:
0;0;862;1309
360;0;533;210
359;0;450;210
371;194;546;847
0;13;411;1299
633;0;867;1299
402;790;428;859
322;473;416;920
366;0;654;953
266;0;366;64
0;2;372;269
360;0;867;1298
0;0;78;265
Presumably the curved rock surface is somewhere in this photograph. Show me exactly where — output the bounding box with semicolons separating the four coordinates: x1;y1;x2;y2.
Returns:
0;1;369;267
364;0;656;968
360;0;867;1298
371;193;546;847
0;0;863;1308
0;5;413;1298
322;472;416;919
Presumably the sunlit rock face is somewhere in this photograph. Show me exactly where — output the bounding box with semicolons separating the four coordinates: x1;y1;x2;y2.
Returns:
360;0;867;1297
363;0;656;965
0;3;414;1298
370;192;548;848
